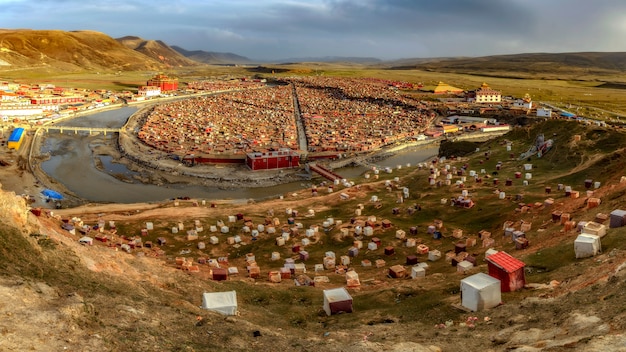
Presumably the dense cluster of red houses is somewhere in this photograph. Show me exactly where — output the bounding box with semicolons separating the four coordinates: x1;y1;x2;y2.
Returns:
136;77;437;171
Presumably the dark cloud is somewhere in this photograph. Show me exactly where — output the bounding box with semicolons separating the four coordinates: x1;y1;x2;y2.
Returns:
1;0;625;60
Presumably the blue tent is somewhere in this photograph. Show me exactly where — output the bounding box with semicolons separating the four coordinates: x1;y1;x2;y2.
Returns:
41;189;63;200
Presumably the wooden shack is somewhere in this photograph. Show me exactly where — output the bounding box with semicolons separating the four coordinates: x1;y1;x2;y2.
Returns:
211;268;228;281
389;265;406;278
486;251;526;292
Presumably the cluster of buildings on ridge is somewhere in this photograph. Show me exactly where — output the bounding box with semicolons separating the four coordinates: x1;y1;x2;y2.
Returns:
429;81;553;117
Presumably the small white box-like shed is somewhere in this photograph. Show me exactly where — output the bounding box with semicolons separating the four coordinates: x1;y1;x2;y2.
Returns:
201;291;238;316
460;273;501;312
78;236;93;245
323;287;353;316
457;260;474;273
574;234;601;258
411;265;425;278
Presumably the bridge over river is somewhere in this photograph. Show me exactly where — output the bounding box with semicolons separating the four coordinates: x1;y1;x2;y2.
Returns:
41;126;123;135
307;163;345;182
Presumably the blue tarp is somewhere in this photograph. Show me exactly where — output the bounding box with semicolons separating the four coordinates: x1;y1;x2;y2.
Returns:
8;128;24;142
41;189;63;200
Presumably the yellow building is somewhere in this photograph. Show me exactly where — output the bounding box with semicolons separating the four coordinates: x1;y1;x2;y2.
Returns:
433;81;464;94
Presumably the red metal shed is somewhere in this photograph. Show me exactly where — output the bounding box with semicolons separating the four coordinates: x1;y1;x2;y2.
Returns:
486;251;526;292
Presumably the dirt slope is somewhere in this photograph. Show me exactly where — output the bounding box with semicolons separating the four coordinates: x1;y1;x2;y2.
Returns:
0;29;166;72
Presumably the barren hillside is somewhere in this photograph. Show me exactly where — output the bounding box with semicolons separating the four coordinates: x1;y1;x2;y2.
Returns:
0;29;168;72
116;36;202;68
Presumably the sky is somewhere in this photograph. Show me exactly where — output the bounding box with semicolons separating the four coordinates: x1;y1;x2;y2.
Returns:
2;0;626;61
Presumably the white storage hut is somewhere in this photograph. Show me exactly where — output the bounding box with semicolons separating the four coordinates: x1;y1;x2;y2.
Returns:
460;273;501;312
574;234;601;258
201;291;238;316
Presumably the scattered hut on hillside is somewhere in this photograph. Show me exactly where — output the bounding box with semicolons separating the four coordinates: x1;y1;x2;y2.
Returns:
574;234;601;258
323;287;353;316
486;251;526;292
201;291;238;316
460;273;501;312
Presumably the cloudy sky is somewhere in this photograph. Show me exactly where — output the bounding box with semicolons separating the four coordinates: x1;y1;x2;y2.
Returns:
2;0;625;61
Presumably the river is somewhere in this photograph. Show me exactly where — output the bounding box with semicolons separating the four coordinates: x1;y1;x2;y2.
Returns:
40;107;438;203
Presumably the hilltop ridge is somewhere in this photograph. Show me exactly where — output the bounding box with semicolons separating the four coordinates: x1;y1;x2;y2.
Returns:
3;29;626;79
0;29;166;72
116;36;201;67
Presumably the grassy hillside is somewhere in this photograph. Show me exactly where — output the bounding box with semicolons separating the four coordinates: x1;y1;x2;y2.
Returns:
3;116;626;350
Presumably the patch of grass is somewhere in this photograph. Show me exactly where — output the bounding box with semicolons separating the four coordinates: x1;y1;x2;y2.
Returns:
524;242;577;280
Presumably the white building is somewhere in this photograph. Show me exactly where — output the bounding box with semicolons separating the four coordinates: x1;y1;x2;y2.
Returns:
0;91;19;102
138;85;161;98
0;106;44;118
472;83;502;104
536;107;552;117
444;115;497;125
513;94;533;109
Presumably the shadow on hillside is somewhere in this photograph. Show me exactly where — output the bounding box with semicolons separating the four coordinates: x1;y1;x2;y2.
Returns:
596;82;626;90
112;81;140;90
245;66;290;74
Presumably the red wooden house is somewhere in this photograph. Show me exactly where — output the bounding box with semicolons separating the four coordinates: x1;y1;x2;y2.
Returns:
486;251;526;292
246;149;300;171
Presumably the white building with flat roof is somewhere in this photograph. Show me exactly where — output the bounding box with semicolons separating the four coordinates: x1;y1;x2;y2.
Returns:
537;107;552;117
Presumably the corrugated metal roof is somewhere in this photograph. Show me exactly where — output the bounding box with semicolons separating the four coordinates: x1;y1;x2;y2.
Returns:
486;251;525;273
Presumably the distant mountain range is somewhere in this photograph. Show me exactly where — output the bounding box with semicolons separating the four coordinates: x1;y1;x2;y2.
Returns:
116;36;201;67
269;56;382;64
383;52;626;77
170;46;252;65
1;29;626;78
